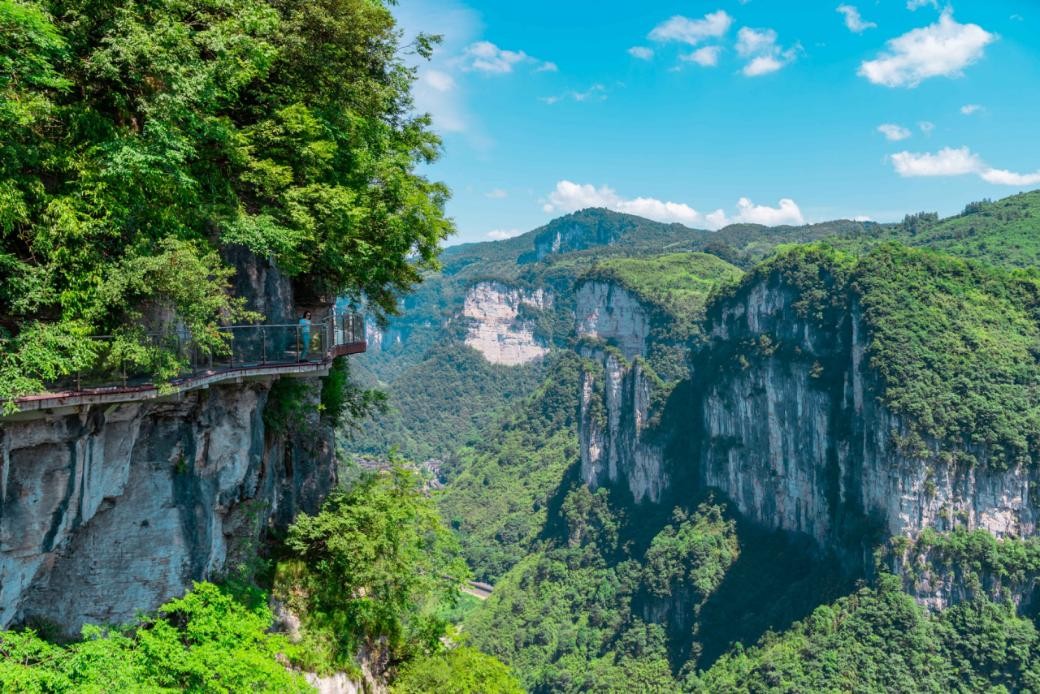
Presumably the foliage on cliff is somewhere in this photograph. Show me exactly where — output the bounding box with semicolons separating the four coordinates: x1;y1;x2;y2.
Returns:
841;190;1040;269
275;463;469;673
393;647;524;694
696;575;1040;692
582;252;743;329
0;0;451;402
855;245;1040;468
0;582;310;692
701;241;1040;469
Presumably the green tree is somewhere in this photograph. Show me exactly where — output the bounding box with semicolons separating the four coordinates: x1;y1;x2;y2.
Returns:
0;582;310;692
393;646;524;694
279;462;470;670
0;0;452;404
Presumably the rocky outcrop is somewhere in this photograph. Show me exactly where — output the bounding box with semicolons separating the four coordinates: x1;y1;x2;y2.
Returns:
0;375;334;634
576;281;668;503
575;265;1040;608
579;349;667;504
223;245;295;324
575;281;650;360
463;282;551;366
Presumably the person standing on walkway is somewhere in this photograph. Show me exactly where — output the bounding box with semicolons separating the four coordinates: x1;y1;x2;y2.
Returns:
298;311;312;359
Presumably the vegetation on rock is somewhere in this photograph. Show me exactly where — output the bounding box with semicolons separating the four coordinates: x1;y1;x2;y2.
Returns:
276;462;470;673
0;582;311;692
0;0;451;402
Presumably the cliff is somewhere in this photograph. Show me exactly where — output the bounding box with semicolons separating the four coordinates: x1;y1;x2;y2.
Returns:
576;247;1040;609
0;250;339;634
462;281;551;366
576;281;668;503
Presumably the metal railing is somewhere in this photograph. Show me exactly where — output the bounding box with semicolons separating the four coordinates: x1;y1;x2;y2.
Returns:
12;311;366;400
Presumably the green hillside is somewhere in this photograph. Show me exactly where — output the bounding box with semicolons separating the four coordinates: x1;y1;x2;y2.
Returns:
582;252;744;327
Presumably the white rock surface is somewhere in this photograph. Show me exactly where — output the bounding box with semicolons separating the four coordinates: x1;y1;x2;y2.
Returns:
463;282;550;365
575;282;650;360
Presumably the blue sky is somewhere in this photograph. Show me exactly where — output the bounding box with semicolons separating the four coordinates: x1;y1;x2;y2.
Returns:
394;1;1040;245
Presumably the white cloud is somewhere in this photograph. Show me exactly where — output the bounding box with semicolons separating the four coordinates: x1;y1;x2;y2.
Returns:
460;41;527;74
683;46;722;66
628;46;654;60
649;11;733;45
736;27;798;76
979;169;1040;186
837;5;877;33
891;147;982;176
853;215;874;222
743;55;785;76
541;181;805;229
540;84;606;105
424;69;456;93
485;189;508;199
878;123;912;141
486;229;522;240
889;146;1040;185
858;10;996;88
919;120;935;135
907;0;938;10
960;103;983;115
542;181;701;224
731;197;805;226
459;41;556;75
736;27;776;56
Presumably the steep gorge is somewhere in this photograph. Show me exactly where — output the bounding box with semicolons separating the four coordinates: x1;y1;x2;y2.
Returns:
578;246;1040;609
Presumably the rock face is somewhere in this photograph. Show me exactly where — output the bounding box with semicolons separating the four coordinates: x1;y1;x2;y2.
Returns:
463;282;551;365
0;379;334;633
575;281;649;360
0;378;333;632
530;219;622;263
575;269;1040;608
0;249;339;633
696;277;1040;549
579;350;667;504
575;281;667;504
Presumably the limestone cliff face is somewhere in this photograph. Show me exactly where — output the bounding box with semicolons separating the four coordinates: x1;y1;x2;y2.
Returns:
463;281;551;365
697;278;1040;547
0;250;339;633
575;281;649;361
576;281;667;504
0;379;334;633
575;269;1040;608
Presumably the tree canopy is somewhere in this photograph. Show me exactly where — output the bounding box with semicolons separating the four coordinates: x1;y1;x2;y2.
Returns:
0;0;452;402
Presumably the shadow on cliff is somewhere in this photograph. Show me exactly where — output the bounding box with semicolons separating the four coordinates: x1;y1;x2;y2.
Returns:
649;378;861;672
692;517;856;670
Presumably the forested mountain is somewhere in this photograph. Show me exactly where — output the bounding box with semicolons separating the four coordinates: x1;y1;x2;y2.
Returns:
7;0;1037;689
346;189;1040;691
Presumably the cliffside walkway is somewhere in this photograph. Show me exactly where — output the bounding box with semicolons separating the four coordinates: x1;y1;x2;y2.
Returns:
10;312;367;414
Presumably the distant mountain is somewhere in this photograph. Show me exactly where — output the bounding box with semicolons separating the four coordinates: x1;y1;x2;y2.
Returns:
348;190;1040;462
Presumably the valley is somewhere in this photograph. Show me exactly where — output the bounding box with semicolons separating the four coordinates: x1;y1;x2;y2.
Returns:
347;191;1040;691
